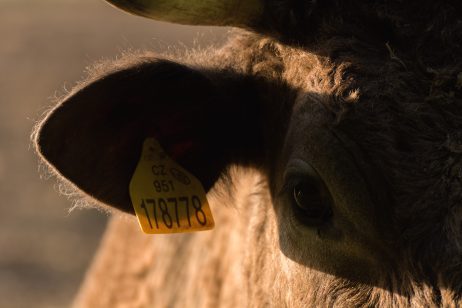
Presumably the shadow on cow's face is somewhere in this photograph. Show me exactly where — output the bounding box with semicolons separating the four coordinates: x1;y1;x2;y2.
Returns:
34;59;400;290
35;52;460;298
269;91;401;289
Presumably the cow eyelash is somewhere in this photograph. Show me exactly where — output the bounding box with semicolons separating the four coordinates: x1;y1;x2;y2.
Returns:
281;163;334;227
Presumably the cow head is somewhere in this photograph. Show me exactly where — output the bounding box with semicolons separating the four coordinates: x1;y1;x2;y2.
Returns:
34;0;462;302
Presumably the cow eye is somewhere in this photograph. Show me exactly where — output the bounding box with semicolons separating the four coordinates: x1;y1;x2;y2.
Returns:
283;160;333;226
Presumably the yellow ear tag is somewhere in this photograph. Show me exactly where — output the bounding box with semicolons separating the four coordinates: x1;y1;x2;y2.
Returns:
129;138;215;234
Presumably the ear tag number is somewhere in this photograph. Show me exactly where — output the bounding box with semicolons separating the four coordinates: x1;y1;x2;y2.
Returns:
129;138;215;234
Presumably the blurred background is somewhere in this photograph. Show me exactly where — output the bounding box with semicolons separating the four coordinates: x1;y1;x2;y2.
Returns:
0;0;225;306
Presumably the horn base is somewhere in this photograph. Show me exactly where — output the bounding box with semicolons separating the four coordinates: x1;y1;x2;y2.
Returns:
105;0;263;27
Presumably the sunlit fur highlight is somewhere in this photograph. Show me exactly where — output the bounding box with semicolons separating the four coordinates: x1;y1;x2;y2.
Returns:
34;1;462;306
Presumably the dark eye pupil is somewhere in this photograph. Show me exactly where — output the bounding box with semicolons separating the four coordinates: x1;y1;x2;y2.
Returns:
293;180;331;221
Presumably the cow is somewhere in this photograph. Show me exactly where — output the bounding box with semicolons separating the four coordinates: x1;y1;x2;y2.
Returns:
34;0;462;307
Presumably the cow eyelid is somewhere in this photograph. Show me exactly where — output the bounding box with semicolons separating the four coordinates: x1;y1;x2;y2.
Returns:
281;159;334;227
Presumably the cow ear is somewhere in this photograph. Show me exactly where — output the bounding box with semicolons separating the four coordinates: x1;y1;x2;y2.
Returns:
35;59;264;214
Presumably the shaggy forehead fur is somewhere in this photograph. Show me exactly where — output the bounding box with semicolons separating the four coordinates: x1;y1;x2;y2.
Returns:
35;0;462;307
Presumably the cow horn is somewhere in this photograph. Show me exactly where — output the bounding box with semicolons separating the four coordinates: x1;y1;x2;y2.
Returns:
104;0;264;27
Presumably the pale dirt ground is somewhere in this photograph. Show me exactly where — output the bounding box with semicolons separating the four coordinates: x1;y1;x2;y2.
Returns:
0;1;224;306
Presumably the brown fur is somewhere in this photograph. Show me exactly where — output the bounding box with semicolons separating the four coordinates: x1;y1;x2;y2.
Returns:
35;1;462;307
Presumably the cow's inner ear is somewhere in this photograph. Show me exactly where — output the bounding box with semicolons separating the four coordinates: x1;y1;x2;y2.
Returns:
35;60;264;214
